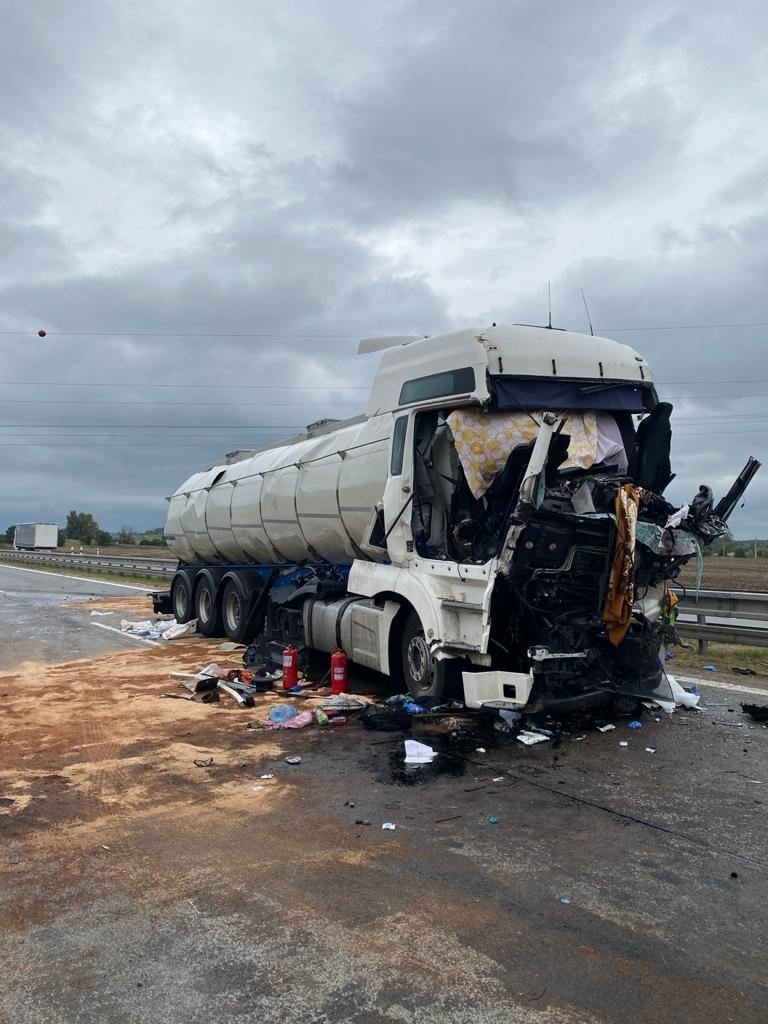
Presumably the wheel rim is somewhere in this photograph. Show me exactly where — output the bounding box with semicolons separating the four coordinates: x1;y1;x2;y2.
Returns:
407;631;432;689
199;587;211;623
225;591;241;632
174;584;188;619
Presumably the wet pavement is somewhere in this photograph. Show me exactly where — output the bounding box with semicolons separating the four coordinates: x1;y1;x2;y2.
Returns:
1;573;767;1022
0;564;151;666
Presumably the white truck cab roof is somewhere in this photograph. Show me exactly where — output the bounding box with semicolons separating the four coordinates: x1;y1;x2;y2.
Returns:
365;323;654;416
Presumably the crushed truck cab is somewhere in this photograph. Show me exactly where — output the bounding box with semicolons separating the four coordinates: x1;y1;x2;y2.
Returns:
163;324;760;710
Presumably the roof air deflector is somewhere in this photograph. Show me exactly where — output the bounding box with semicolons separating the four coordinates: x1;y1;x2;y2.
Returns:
358;335;424;355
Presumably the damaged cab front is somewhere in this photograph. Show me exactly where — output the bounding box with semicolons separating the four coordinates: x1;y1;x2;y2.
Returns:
405;344;760;709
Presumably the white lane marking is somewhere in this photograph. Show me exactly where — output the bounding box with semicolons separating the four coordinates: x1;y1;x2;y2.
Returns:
0;564;148;591
676;674;768;699
92;621;161;647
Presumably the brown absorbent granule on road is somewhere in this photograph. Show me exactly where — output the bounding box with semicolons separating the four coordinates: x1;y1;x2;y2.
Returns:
0;642;313;849
65;594;156;614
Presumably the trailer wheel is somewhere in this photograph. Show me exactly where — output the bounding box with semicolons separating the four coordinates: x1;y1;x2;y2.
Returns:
170;572;193;623
400;610;441;699
221;578;252;644
195;577;223;637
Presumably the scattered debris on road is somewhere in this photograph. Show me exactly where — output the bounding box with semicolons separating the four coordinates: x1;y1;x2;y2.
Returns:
517;730;550;746
742;703;768;723
404;740;437;765
121;617;196;641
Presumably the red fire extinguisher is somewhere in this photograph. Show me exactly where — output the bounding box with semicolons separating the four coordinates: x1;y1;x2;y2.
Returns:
282;646;299;689
331;648;348;694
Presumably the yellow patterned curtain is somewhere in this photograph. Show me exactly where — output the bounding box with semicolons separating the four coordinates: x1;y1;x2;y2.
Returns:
446;409;599;499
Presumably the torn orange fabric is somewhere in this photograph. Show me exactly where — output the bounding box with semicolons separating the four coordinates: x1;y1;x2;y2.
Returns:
603;484;642;647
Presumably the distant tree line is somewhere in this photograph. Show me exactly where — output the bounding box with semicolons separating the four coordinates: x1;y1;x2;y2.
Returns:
1;512;167;547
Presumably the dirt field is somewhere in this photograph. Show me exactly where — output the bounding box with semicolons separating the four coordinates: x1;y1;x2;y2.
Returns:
2;596;768;1023
679;556;768;592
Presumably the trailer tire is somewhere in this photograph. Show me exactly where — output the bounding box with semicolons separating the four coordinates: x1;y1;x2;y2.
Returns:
400;609;442;699
170;572;194;624
221;578;253;644
195;576;223;637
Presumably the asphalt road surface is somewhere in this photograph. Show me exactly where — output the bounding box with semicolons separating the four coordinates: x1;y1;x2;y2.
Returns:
1;567;767;1023
0;563;152;666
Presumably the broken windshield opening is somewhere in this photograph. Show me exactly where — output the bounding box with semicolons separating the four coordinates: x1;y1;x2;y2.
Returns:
410;406;633;564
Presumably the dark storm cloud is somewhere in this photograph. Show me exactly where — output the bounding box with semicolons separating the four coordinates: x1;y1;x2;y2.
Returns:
328;2;686;220
1;0;767;535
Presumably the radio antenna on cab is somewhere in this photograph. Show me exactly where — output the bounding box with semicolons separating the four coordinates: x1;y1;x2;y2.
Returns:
581;290;594;336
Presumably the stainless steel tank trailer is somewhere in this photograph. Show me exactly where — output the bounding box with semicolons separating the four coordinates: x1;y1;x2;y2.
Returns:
159;324;760;711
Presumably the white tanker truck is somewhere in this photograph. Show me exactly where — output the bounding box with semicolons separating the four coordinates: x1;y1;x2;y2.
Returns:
162;324;759;710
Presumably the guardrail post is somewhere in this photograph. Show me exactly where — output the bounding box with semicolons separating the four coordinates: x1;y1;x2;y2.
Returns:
697;614;708;655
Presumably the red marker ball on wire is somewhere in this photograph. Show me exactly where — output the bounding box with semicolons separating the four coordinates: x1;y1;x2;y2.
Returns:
38;329;46;337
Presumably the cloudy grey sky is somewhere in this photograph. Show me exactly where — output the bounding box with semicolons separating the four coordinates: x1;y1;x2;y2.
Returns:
1;0;767;536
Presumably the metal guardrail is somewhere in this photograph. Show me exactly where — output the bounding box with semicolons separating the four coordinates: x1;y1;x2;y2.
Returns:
0;549;176;578
675;590;768;649
1;549;767;647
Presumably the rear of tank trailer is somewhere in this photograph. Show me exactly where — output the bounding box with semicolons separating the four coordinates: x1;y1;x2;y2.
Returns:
163;324;759;709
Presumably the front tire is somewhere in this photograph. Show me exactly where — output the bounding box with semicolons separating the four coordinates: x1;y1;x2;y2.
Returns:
401;610;441;699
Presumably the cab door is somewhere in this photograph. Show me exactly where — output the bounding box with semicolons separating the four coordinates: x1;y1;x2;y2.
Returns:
382;412;414;565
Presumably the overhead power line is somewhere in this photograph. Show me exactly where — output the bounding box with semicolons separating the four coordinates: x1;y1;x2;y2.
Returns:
0;423;305;429
0;442;285;447
1;430;765;447
0;398;363;408
0;380;370;390
1;319;768;338
602;322;768;333
0;330;364;339
1;376;768;392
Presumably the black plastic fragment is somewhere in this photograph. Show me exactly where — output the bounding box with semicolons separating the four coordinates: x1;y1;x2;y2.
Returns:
741;703;768;722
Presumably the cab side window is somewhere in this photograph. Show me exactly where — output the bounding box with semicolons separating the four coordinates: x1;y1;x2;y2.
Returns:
390;416;408;475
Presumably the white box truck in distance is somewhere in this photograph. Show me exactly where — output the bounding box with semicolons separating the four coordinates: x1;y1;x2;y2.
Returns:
14;523;59;550
161;324;759;711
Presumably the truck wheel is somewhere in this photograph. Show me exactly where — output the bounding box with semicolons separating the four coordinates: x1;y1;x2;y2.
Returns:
171;573;193;623
221;579;252;644
401;610;441;699
195;577;223;637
